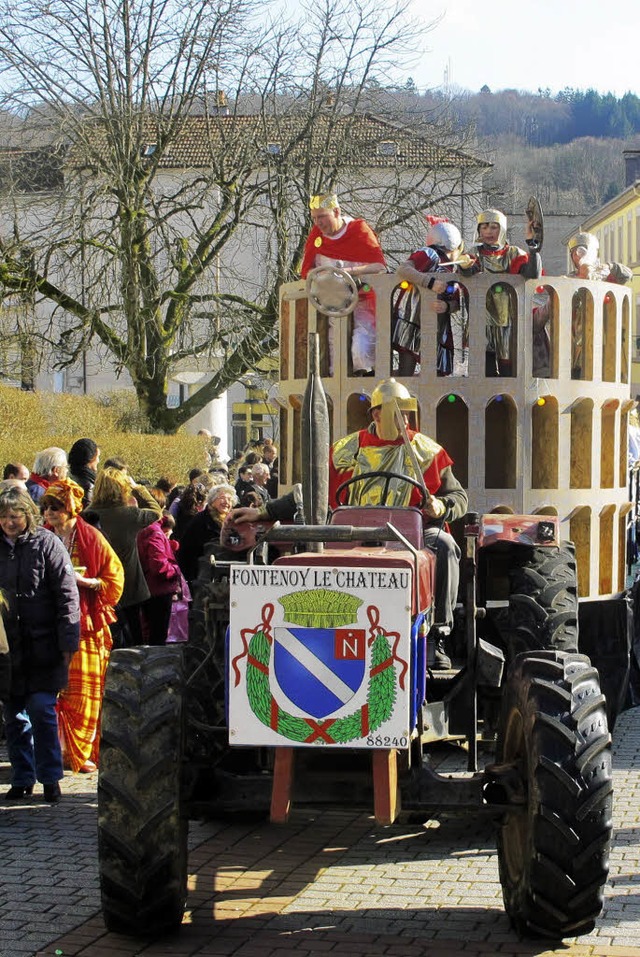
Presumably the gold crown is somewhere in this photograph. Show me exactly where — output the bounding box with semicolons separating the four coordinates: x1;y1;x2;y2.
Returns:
310;191;339;210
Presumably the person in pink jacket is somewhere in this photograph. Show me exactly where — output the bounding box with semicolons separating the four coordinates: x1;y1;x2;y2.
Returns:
137;514;181;644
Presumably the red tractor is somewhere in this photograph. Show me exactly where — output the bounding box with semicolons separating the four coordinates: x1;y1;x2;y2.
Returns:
97;327;614;941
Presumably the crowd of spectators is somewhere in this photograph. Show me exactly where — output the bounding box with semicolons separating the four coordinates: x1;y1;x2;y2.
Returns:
0;435;278;803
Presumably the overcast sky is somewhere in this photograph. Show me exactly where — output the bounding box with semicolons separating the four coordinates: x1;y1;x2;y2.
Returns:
406;0;639;97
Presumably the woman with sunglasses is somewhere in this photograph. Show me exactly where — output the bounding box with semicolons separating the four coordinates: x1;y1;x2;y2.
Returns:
41;479;123;774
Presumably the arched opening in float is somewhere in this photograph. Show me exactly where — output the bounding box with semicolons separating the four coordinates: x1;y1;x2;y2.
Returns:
485;282;517;378
598;504;615;594
619;504;633;591
390;281;421;377
436;393;469;488
569;505;591;598
600;399;619;489
485;394;517;488
531;395;558;489
294;300;310;379
532;285;559;379
570;398;593;489
571;288;593;380
620;400;636;487
621;295;630;384
602;293;617;382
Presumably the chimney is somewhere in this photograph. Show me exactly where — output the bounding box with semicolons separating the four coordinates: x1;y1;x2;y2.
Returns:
623;149;640;187
213;90;229;116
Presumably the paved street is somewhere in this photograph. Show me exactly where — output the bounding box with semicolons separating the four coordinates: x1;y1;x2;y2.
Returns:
2;708;640;957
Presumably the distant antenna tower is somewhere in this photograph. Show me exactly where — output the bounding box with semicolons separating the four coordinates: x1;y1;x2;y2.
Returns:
443;57;452;94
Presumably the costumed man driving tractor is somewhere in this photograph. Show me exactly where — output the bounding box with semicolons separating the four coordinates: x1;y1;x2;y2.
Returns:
232;377;468;668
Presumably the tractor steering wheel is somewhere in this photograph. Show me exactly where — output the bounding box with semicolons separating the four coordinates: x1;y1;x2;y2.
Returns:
305;266;360;317
335;470;428;509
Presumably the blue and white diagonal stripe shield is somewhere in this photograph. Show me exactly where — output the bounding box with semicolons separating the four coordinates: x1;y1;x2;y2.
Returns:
273;626;367;719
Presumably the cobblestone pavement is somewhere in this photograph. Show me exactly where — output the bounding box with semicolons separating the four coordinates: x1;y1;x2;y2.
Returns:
1;707;640;957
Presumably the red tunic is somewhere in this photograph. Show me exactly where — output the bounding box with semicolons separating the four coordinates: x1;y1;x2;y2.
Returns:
300;219;386;278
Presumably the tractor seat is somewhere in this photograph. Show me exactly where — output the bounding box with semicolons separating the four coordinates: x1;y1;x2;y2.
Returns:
328;505;424;550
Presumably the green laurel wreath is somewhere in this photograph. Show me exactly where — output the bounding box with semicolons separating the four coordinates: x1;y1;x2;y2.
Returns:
245;628;396;744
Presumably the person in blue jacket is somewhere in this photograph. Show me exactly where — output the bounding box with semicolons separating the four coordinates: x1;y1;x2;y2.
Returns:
0;483;80;803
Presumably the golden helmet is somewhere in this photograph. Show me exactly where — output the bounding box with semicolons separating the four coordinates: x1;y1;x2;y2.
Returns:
370;379;417;439
370;377;417;412
476;208;507;246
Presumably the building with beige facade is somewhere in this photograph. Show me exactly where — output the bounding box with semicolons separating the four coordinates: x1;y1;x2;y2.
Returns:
574;150;640;397
0;114;489;455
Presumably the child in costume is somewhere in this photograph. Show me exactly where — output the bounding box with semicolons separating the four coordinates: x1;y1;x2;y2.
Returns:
462;209;542;376
395;216;468;377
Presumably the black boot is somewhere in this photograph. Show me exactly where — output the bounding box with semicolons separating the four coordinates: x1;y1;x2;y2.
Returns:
43;782;62;804
433;638;452;670
429;627;452;671
4;785;34;799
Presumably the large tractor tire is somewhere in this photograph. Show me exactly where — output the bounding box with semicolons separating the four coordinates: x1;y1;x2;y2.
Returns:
501;544;579;660
98;646;187;936
496;651;613;939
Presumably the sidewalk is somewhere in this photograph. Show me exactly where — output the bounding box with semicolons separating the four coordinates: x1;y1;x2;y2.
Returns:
1;707;640;957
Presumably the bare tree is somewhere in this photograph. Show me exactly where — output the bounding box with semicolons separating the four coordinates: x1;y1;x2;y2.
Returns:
0;0;482;432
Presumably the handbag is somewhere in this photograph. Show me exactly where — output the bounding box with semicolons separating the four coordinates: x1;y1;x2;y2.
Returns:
166;573;191;643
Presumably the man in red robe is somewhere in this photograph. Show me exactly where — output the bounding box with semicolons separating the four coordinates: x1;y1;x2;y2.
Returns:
301;191;386;375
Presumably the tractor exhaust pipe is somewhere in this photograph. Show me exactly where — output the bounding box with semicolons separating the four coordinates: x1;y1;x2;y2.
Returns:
301;333;330;549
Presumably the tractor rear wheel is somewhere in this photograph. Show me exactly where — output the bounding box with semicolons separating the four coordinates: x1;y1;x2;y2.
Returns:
503;544;579;660
98;646;187;936
496;651;613;939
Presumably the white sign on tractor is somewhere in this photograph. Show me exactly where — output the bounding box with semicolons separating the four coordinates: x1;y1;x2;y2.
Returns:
228;563;412;748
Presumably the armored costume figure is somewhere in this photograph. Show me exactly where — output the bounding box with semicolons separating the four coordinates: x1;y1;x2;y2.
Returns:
568;231;633;285
462;209;542;376
231;379;468;667
567;231;633;379
328;378;468;643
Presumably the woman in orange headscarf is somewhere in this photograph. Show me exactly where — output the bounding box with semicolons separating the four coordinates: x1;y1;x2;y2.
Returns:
41;478;124;773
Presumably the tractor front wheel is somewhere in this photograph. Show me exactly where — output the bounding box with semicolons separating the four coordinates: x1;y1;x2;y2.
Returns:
496;650;613;939
98;646;188;936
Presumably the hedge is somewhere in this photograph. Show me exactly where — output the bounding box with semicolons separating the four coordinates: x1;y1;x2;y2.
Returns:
0;385;209;483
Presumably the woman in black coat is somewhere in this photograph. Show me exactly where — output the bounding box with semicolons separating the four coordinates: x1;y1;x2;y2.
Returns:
83;466;160;647
177;484;237;584
0;484;80;803
0;596;10;703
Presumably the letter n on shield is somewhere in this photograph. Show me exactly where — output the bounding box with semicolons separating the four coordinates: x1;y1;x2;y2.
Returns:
335;628;366;660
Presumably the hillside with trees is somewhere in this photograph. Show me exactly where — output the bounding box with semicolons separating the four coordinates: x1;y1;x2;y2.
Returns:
378;85;640;214
429;87;640;214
